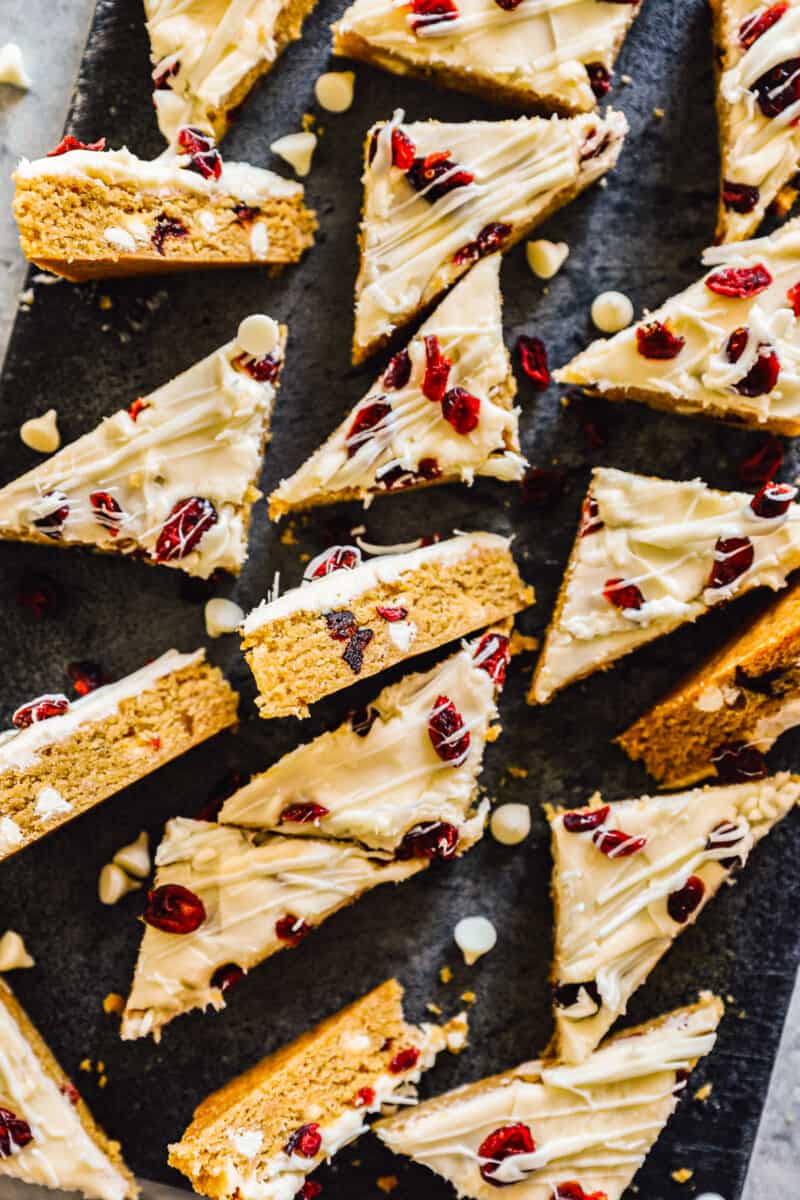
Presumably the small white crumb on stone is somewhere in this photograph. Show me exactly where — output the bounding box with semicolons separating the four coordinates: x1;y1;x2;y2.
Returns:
443;1011;469;1053
490;803;531;846
454;916;497;965
591;290;634;333
113;831;150;879
0;817;23;851
250;222;269;261
34;786;71;821
228;1129;263;1158
525;239;569;280
0;931;34;971
0;44;31;90
205;597;245;638
19;288;34;307
238;314;279;358
620;73;633;85
695;1194;725;1200
98;862;141;906
104;226;137;253
315;71;355;113
271;131;317;177
20;409;60;453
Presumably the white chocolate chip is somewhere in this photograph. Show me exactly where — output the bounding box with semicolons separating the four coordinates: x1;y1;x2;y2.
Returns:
0;931;34;971
695;1195;725;1200
490;803;531;846
0;44;31;89
0;818;23;851
250;222;269;261
454;916;497;965
526;239;569;280
591;290;634;333
314;71;355;113
104;226;137;253
228;1129;263;1159
205;597;245;638
98;862;141;906
20;409;60;454
112;831;150;879
271;131;317;178
34;786;72;821
237;314;279;358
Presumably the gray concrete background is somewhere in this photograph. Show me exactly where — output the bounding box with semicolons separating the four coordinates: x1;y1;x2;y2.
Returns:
0;2;796;1196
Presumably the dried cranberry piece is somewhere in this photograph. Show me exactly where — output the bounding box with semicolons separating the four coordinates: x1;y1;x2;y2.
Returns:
428;696;470;765
48;136;106;157
128;398;150;421
707;536;754;589
233;203;261;225
478;1123;535;1187
738;435;784;485
345;400;392;457
285;1124;322;1158
593;828;648;857
154;497;218;562
722;180;760;213
275;914;311;944
211;963;244;992
307;546;361;580
0;1108;33;1158
16;573;61;618
388;1046;420;1073
705;264;772;298
603;577;644;610
740;1;787;46
60;1082;80;1106
67;661;107;696
233;351;280;382
90;491;124;537
517;336;550;389
706;819;746;868
177;126;223;180
667;875;705;923
297;1184;322;1200
453;221;512;265
442;386;481;434
730;336;780;396
553;980;601;1013
787;282;800;316
376;605;408;621
151;213;188;255
586;63;611;99
406;152;474;201
144;884;206;934
397;821;460;860
383;348;412;389
521;466;567;509
473;632;511;687
350;706;379;737
422;335;452;402
579;494;604;536
551;1184;608;1200
153;59;179;89
279;802;330;825
33;492;70;540
750;480;797;517
325;610;357;641
343;627;374;673
409;0;460;32
353;1086;376;1107
635;320;685;359
562;806;610;833
12;694;69;729
388;127;417;168
752;57;800;118
493;0;523;8
375;458;442;489
711;741;767;783
197;771;244;822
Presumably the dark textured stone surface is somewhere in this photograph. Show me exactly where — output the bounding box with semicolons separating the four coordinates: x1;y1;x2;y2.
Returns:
0;1;798;1197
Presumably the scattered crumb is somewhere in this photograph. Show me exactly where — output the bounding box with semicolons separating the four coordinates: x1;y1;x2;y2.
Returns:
103;992;124;1016
299;552;311;563
439;966;453;984
301;111;316;132
460;991;476;1004
99;295;113;311
726;994;735;1004
510;631;538;655
653;107;665;119
508;765;528;779
598;177;608;189
98;1074;108;1089
96;1060;105;1073
620;73;633;84
670;1168;693;1184
0;930;34;971
738;1009;747;1019
19;288;34;307
280;524;297;545
79;1059;92;1072
377;1177;398;1194
426;1002;442;1015
443;1012;469;1053
694;1082;712;1102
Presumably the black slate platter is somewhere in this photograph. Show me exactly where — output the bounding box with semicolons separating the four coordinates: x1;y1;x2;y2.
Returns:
1;1;799;1196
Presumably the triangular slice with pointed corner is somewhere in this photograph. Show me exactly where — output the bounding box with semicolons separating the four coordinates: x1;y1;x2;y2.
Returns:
711;0;800;244
270;257;525;516
547;773;800;1065
375;993;723;1199
0;976;138;1199
241;531;533;718
13;135;316;282
121;820;429;1040
352;107;628;363
333;0;642;116
556;217;800;433
146;0;322;146
220;623;513;852
619;578;800;788
0;316;286;578
168;980;466;1200
529;466;800;705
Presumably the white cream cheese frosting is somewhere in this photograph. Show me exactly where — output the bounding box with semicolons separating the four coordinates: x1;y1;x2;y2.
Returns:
271;255;525;511
556;217;800;430
376;996;722;1200
549;773;800;1064
0;325;283;578
121;820;425;1040
531;466;800;703
220;629;508;850
0;983;132;1200
716;0;800;241
334;0;640;113
353;107;627;357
